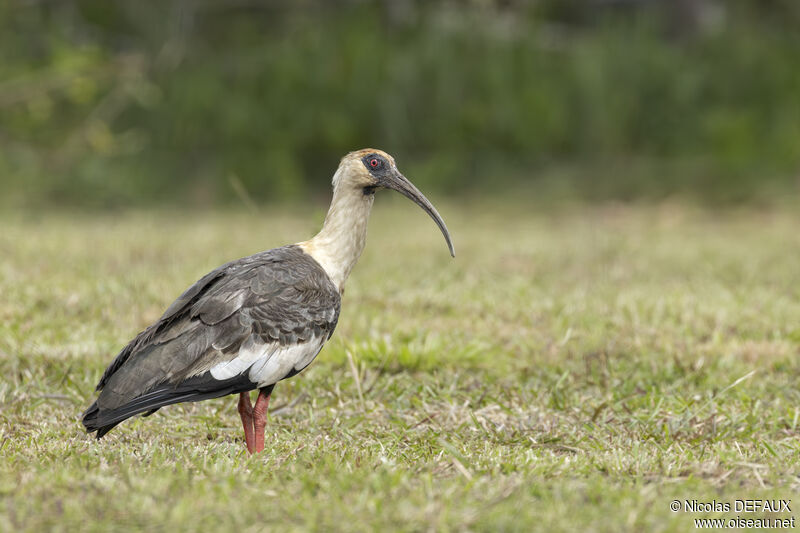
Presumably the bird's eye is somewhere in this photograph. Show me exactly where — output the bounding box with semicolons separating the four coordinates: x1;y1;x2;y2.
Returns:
362;154;386;173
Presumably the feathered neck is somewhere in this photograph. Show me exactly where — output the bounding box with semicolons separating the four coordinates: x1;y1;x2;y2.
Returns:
298;184;375;292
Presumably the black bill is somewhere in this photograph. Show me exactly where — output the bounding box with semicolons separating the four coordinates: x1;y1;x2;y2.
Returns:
383;172;455;258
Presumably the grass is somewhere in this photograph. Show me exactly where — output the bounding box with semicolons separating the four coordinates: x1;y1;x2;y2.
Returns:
1;199;799;531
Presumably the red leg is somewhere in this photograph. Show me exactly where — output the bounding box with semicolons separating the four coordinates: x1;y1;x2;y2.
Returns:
252;389;271;453
238;392;255;454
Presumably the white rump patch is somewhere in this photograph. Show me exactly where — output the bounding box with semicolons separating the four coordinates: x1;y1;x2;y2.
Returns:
209;334;326;387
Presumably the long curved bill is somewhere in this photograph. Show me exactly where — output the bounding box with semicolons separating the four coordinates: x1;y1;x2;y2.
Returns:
384;172;455;257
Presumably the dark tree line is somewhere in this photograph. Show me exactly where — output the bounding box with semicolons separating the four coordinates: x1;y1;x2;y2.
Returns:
1;0;798;206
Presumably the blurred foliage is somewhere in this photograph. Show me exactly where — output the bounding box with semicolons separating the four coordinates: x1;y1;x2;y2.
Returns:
0;0;799;207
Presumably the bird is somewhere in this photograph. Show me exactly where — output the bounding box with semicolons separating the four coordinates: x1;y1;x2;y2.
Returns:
82;149;454;454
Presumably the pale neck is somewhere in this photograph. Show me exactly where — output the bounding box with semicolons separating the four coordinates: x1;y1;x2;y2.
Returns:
299;186;374;291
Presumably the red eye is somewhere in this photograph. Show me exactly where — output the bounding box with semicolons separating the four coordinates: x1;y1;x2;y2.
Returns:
370;158;379;168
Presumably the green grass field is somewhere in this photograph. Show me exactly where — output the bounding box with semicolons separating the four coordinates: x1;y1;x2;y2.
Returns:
1;201;799;531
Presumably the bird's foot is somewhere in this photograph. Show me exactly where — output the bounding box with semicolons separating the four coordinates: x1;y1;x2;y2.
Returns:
238;392;256;454
252;390;271;453
237;390;271;454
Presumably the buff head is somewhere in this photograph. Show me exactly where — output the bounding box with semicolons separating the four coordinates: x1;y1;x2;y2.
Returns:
332;148;455;257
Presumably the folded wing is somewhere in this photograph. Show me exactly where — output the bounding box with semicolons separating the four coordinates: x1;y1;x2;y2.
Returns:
82;245;340;438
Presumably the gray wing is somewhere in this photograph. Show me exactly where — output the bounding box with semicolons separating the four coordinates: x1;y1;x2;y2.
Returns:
82;245;340;437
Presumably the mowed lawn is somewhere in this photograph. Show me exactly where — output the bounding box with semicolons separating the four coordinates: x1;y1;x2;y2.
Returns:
1;200;799;532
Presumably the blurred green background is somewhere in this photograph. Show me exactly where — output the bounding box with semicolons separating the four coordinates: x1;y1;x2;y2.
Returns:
1;0;799;208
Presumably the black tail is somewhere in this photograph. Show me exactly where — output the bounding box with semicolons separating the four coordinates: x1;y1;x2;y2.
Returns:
81;372;258;439
81;401;124;438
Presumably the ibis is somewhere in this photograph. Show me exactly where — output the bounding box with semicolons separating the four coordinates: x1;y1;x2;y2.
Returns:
82;149;455;454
